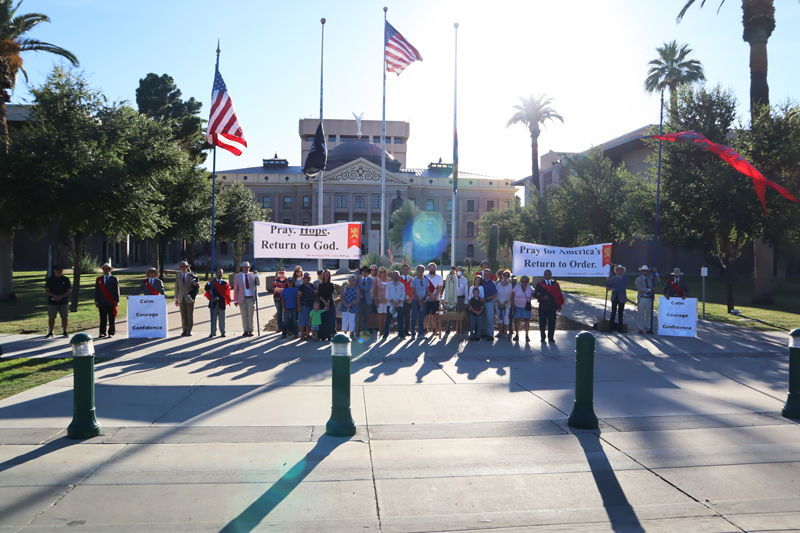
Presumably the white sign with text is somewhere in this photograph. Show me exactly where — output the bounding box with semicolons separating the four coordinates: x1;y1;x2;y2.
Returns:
512;241;613;277
127;295;168;338
658;297;697;337
253;221;362;260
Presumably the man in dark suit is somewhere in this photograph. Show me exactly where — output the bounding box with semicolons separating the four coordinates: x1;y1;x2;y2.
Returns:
205;267;230;338
606;264;629;333
664;268;690;300
136;267;166;295
95;262;120;338
534;269;564;343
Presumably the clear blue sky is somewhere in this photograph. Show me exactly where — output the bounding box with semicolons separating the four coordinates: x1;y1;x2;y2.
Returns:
11;0;800;181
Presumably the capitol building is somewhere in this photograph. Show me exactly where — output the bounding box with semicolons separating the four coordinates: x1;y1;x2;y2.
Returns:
216;118;519;263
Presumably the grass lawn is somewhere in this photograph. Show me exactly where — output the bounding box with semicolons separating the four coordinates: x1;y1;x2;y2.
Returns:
0;357;107;400
0;271;182;335
559;275;800;332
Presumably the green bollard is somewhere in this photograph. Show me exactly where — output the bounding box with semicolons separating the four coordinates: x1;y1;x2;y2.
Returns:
568;331;599;429
782;329;800;420
67;333;102;439
326;333;356;436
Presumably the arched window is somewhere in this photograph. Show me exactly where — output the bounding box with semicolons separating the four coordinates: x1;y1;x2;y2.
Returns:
466;244;474;257
220;241;228;255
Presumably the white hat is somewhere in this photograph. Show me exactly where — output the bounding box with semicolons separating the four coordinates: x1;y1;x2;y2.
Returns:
614;265;626;274
671;268;684;276
638;265;651;271
241;261;251;267
101;262;113;270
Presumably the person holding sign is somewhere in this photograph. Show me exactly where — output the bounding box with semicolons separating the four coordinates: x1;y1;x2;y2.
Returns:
205;268;230;338
174;261;200;337
233;261;260;337
606;265;628;333
635;265;660;334
95;263;120;338
136;267;166;296
664;268;689;300
534;269;564;343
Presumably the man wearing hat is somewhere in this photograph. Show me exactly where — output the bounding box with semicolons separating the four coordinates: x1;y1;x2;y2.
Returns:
95;263;120;338
605;264;629;333
272;267;288;333
664;268;689;300
233;261;260;337
174;261;200;336
45;264;71;338
475;260;496;282
455;265;468;313
136;267;166;296
635;265;660;333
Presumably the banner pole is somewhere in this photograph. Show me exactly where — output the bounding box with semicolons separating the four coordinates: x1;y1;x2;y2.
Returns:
452;22;458;266
649;90;664;334
380;7;387;264
318;18;325;272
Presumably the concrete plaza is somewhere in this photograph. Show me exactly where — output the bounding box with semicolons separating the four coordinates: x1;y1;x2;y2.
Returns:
0;290;798;532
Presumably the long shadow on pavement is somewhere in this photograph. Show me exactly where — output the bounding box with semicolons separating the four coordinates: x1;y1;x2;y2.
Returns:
220;435;351;533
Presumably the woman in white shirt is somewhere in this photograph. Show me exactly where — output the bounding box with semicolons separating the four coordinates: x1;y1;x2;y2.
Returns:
510;275;534;343
495;269;513;339
471;275;484;299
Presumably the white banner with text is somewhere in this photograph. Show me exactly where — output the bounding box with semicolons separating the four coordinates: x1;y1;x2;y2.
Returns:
657;297;697;337
127;295;168;338
512;241;613;277
253;221;362;260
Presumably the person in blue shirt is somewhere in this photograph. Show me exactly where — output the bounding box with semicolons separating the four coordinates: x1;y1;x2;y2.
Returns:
606;264;629;333
280;283;300;339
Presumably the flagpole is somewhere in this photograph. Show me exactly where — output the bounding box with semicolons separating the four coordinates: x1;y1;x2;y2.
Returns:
210;41;220;277
380;6;388;263
649;89;664;334
317;18;326;272
451;23;458;266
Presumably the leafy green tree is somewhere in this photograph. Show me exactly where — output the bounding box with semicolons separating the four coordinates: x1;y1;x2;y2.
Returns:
506;93;564;209
547;148;655;260
5;67;184;311
474;203;539;250
215;182;270;273
0;0;78;301
657;84;767;311
136;73;209;163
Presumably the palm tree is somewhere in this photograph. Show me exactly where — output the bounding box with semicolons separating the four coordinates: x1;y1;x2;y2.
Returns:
0;0;78;301
506;94;564;207
677;0;780;304
644;40;705;114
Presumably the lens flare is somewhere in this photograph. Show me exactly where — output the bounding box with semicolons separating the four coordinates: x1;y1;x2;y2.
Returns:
404;212;447;262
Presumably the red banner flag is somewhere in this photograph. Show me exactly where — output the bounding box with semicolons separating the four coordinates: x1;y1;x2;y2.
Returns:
602;245;612;267
651;131;798;217
347;223;361;249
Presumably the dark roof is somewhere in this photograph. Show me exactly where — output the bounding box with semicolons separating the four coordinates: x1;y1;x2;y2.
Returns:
326;139;401;171
217;166;305;175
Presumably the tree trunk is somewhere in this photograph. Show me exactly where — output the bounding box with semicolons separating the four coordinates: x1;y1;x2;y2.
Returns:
725;265;735;313
70;232;85;313
0;226;16;301
186;240;196;269
774;246;788;289
530;128;541;242
158;237;167;280
150;239;159;272
232;238;241;275
753;236;774;304
748;39;769;113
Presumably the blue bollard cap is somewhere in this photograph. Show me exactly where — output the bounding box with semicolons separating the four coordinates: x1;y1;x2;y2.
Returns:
70;332;93;345
331;333;351;344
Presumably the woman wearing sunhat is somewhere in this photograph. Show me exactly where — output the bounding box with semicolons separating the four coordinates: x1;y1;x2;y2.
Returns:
663;268;689;300
635;265;659;333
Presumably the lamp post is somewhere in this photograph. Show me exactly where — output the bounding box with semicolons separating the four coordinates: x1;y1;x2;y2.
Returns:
326;333;356;436
782;329;800;420
67;333;102;439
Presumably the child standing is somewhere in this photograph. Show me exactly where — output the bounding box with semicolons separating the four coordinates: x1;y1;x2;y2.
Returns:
469;287;484;341
309;301;323;341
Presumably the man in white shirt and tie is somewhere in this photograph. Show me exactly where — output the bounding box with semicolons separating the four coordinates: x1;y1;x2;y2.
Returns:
233;261;260;337
174;260;199;336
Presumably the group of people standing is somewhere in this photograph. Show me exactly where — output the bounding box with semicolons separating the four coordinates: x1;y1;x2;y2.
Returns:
272;266;337;341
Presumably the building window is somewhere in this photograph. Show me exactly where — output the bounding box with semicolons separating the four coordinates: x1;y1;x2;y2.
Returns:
371;220;381;230
447;221;452;235
305;136;315;142
467;222;474;237
506;201;510;209
393;137;405;144
283;218;292;224
467;200;475;212
355;195;365;208
329;135;336;142
487;201;494;211
426;199;434;211
284;196;292;209
302;196;310;209
220;241;228;255
337;194;347;208
447;199;452;211
373;195;381;209
262;196;270;209
303;218;310;226
467;244;474;257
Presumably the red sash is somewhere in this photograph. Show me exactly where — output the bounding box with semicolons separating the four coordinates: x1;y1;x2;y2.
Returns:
668;278;684;297
204;280;231;305
143;279;160;296
97;276;118;317
426;276;436;293
539;281;565;310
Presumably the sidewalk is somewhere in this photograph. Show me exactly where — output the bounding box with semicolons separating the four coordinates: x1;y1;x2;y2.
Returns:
0;298;798;530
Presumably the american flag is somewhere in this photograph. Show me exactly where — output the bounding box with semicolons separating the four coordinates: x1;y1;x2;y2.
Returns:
206;69;247;156
385;21;422;75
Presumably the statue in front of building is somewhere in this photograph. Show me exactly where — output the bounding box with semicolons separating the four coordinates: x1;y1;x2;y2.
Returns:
389;190;404;230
